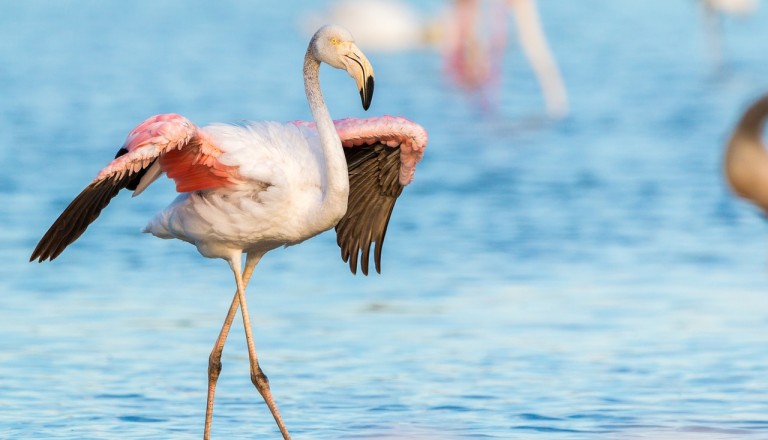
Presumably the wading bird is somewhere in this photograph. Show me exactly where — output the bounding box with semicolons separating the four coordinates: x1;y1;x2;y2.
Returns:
724;94;768;212
30;24;427;440
443;0;568;117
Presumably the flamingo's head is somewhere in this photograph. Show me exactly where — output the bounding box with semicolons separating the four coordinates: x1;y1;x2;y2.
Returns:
310;24;375;110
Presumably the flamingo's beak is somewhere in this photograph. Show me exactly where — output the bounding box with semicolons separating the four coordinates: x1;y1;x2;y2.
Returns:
342;44;374;110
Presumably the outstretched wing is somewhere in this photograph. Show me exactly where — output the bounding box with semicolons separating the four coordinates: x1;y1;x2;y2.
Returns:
337;142;403;275
30;113;236;262
333;116;428;275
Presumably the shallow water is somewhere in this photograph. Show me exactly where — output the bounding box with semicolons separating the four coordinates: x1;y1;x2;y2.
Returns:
2;0;768;438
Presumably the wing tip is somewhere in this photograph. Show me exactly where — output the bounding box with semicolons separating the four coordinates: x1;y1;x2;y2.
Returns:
341;246;385;276
29;174;131;265
29;252;56;263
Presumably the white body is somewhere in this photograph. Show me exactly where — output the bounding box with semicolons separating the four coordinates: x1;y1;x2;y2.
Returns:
145;121;342;259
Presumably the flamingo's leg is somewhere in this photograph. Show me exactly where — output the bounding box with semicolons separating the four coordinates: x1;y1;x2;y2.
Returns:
231;252;292;439
203;253;260;440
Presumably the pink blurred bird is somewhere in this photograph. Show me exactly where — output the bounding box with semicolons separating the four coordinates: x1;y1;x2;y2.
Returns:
30;25;427;440
443;0;568;117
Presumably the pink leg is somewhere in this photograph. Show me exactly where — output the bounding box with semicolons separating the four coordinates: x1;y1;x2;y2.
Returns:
203;254;260;440
232;253;291;439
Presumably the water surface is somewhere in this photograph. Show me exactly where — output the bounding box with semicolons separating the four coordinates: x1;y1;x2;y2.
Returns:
2;1;768;438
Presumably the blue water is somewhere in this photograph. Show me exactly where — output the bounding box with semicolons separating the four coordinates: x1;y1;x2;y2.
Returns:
2;0;768;438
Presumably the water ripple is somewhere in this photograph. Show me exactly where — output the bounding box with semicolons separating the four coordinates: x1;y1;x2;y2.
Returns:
4;0;768;438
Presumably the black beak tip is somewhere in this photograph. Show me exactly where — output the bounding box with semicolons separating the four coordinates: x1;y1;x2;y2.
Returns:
360;76;374;110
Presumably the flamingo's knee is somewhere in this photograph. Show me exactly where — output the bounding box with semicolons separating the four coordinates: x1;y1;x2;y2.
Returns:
250;365;270;392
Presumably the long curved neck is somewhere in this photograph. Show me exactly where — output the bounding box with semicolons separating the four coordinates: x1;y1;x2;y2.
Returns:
725;95;768;200
303;49;349;217
735;95;768;141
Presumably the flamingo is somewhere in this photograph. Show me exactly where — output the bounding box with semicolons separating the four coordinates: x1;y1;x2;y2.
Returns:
301;0;437;52
724;94;768;212
443;0;568;117
29;24;427;439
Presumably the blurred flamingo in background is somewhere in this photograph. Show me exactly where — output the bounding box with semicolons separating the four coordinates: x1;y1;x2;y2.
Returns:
301;0;439;51
702;0;758;15
30;24;427;440
724;94;768;212
699;0;759;68
443;0;568;117
306;0;568;118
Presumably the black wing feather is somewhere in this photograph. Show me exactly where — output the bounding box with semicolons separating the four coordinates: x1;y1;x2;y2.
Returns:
30;156;154;262
336;143;404;275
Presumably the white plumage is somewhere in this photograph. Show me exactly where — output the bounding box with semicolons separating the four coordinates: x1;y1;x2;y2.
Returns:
145;121;335;258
